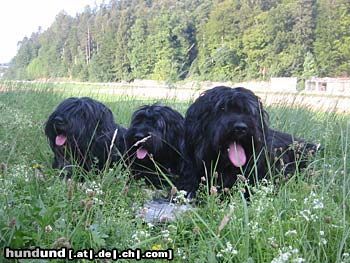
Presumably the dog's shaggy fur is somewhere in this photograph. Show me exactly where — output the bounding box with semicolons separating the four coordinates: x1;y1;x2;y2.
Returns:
267;129;319;176
178;86;318;195
45;97;126;176
125;104;185;188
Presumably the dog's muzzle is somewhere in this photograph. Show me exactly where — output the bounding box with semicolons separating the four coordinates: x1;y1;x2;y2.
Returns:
233;122;248;136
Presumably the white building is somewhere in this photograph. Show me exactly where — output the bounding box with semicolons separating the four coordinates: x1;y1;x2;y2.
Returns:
305;77;350;94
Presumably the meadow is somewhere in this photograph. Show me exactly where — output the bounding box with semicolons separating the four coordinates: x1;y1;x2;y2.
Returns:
0;82;349;262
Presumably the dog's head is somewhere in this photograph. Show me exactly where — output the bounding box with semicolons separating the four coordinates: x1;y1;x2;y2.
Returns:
44;97;116;170
185;86;269;168
126;104;184;161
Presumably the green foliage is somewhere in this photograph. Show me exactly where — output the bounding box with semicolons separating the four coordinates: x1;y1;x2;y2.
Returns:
196;0;246;81
314;0;350;77
302;51;318;78
150;12;193;81
129;18;154;79
26;58;48;79
89;33;117;82
242;12;270;79
5;0;350;81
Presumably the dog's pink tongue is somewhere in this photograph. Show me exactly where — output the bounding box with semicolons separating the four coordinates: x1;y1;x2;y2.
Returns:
228;142;246;167
55;135;67;146
136;147;148;159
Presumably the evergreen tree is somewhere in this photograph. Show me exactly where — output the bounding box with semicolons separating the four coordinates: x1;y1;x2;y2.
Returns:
5;0;350;81
302;51;318;78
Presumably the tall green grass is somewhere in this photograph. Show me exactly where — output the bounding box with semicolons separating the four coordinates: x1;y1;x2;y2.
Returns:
0;82;349;262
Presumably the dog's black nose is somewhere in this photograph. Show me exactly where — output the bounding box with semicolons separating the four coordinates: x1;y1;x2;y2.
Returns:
233;122;248;134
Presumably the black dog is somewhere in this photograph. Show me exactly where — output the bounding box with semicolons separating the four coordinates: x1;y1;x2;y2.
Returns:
45;97;127;177
267;129;319;177
178;86;318;195
125;104;185;188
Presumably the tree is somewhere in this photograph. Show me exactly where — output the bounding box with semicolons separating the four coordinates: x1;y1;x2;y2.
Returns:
302;51;318;78
129;18;154;79
314;0;350;77
5;0;350;81
196;0;246;81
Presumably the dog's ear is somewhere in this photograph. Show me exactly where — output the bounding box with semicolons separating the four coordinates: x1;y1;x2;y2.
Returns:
163;107;185;153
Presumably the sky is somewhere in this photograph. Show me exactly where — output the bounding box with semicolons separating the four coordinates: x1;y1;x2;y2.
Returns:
0;0;104;64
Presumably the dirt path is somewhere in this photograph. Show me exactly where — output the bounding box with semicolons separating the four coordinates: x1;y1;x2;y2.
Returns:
84;85;350;114
2;81;350;114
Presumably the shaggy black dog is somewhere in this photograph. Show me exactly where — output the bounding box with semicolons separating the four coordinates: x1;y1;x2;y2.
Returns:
45;97;127;177
125;104;185;188
178;86;318;195
267;129;319;177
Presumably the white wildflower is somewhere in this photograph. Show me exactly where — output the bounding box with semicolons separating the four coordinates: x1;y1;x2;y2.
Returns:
319;238;327;245
161;229;170;238
271;247;300;263
93;197;104;205
131;230;150;243
312;199;324;209
271;251;292;263
311;214;319;222
161;229;172;242
45;225;53;233
221;242;238;255
248;221;263;239
173;190;188;204
299;210;311;221
292;258;305;263
285;230;297;236
176;248;186;259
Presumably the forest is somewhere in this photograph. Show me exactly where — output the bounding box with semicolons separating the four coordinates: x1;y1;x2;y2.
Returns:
5;0;350;83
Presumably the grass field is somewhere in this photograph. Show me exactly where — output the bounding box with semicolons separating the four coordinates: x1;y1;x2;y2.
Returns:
0;82;349;262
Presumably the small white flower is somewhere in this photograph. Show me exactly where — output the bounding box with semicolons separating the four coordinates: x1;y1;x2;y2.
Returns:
173;190;188;204
312;199;324;209
271;251;292;263
271;247;300;263
300;210;311;221
320;238;327;245
292;258;305;263
268;237;276;243
45;225;53;233
93;197;104;205
161;229;170;238
285;230;297;236
218;241;238;257
311;214;319;221
131;229;150;243
176;248;186;259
